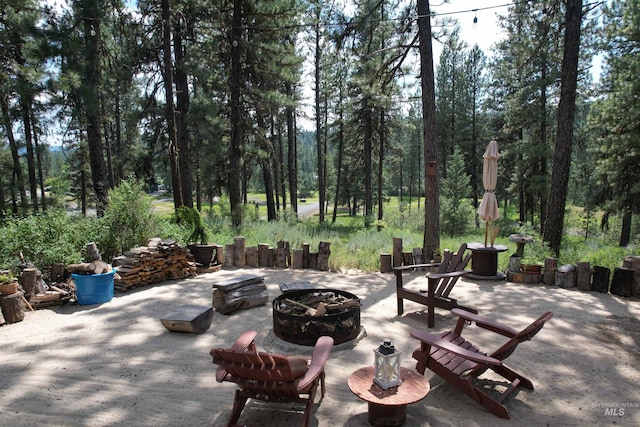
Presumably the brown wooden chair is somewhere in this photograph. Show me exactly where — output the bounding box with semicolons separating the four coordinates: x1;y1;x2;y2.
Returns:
394;243;476;327
210;331;334;427
410;308;553;419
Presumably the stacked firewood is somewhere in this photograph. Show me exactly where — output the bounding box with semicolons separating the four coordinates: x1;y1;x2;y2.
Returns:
113;239;197;290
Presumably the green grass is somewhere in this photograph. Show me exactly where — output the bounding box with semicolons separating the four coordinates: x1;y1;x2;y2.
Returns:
3;190;634;276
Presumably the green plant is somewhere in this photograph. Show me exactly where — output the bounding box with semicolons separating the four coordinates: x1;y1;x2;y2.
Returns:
175;206;210;244
98;179;160;260
0;272;17;284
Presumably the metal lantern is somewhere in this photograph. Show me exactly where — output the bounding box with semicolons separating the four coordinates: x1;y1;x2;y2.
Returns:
373;339;401;390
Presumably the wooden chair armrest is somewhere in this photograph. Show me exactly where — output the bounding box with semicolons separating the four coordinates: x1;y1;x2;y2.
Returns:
394;263;441;272
297;336;334;392
426;270;470;280
230;330;258;351
212;330;258;382
410;329;501;366
451;309;518;337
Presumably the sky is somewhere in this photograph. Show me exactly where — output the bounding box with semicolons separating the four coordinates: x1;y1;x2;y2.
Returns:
430;0;511;58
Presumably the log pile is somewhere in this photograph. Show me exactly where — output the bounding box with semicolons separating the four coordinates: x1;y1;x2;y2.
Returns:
28;281;75;308
275;290;360;317
113;239;197;290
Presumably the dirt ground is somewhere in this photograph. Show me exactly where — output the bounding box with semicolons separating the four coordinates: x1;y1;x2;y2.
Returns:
1;267;639;426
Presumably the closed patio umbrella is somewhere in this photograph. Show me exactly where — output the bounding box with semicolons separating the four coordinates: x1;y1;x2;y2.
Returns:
477;140;500;246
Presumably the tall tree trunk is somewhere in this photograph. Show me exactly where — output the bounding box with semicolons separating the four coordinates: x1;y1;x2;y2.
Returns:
285;83;297;214
418;0;440;260
619;209;632;247
174;16;193;208
0;91;28;211
161;0;182;210
543;0;582;255
377;108;385;230
314;21;325;223
228;0;243;226
19;100;38;212
82;3;109;216
32;116;46;211
363;97;373;222
332;92;344;224
100;93;115;189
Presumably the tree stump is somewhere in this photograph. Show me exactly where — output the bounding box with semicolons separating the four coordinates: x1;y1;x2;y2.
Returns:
224;244;234;268
20;268;45;300
622;256;640;298
1;292;25;324
380;253;392;273
50;263;67;283
576;262;592;291
543;258;557;286
412;248;424;266
268;247;275;267
245;246;258;267
309;252;318;270
233;237;246;267
258;244;270;267
278;240;291;267
318;241;330;271
555;264;576;288
392;237;403;268
302;243;310;269
591;266;610;293
275;247;287;268
292;249;303;269
161;305;213;334
402;252;412;266
86;242;102;261
215;245;225;265
610;267;634;297
212;274;267;315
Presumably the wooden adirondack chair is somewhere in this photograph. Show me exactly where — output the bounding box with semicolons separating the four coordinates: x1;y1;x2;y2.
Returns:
410;308;554;419
210;331;334;427
394;243;476;328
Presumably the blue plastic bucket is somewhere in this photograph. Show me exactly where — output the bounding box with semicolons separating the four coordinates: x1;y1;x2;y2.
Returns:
72;269;115;305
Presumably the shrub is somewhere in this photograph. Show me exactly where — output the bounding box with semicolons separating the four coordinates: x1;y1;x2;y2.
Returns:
0;210;85;273
97;180;160;260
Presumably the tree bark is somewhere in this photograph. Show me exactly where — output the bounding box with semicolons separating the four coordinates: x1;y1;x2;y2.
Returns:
543;0;583;255
418;0;440;260
161;0;183;210
0;91;28;212
228;0;243;226
174;15;193;208
285;83;297;215
314;20;325;223
81;2;109;216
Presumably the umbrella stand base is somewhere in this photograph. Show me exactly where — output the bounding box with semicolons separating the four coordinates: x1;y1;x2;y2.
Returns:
467;243;508;279
468;272;506;281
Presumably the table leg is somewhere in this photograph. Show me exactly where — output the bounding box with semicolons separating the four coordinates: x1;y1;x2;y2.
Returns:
368;402;407;426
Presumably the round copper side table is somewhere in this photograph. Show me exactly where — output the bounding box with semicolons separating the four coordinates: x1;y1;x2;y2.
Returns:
348;366;430;426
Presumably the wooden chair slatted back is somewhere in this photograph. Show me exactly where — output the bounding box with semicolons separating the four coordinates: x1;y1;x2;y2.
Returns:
211;349;300;383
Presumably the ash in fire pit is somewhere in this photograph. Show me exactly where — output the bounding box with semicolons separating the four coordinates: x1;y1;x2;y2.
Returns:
273;289;361;346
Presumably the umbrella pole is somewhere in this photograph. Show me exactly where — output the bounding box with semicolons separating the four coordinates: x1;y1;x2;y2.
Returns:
484;222;488;247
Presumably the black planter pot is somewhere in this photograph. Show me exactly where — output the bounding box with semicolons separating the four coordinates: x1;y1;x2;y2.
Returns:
187;244;215;267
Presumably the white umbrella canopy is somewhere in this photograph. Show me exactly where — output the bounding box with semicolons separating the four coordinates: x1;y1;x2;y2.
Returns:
477;140;501;246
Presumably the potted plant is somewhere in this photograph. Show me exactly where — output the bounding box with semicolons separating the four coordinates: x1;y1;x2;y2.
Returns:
521;258;542;274
176;207;215;267
0;272;20;295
